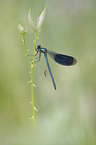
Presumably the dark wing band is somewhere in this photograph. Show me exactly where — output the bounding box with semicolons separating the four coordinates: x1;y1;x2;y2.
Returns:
54;54;77;66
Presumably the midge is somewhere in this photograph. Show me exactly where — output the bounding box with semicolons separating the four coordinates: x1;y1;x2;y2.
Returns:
35;45;77;90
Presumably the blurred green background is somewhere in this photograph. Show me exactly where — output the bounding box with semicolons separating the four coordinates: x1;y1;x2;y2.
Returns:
0;0;96;145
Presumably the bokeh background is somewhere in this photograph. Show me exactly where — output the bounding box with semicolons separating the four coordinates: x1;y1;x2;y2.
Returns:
0;0;96;145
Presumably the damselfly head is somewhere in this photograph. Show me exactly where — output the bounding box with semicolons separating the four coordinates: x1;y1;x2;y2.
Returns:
37;45;41;50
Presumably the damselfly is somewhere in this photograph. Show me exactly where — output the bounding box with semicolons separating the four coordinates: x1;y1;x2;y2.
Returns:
35;45;77;90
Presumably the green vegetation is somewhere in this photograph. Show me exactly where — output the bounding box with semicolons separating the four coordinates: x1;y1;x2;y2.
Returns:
18;7;47;128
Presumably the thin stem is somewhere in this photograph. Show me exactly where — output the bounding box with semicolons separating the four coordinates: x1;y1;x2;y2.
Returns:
22;35;31;66
22;33;37;128
31;32;38;128
19;6;47;128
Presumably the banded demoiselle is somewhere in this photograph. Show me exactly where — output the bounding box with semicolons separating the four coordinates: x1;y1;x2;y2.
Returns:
35;45;77;90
